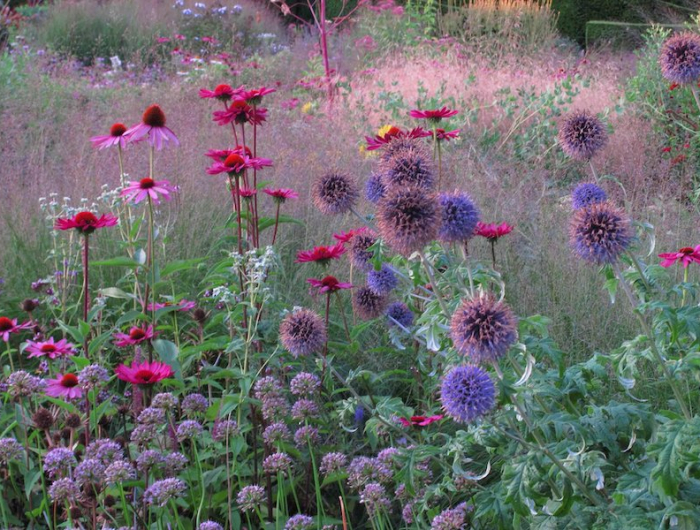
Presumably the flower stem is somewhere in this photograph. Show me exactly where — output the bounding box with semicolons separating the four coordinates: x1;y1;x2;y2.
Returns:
682;266;689;306
271;202;281;245
417;250;450;319
147;196;157;326
83;234;90;353
589;160;599;183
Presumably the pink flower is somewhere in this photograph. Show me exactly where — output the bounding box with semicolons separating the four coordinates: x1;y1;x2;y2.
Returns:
206;153;273;175
124;104;179;151
147;300;196;312
90;123;129;150
173;34;186;41
201;36;219;45
199;84;240;101
115;360;174;386
46;373;83;400
212;99;268;126
263;188;299;203
113;325;156;348
434;128;460;142
281;98;300;110
238;188;257;198
54;212;118;235
25;337;76;359
296;243;346;265
365;127;431;151
156;37;170;43
659;246;700;268
307;276;353;294
239;87;276;105
0;317;31;342
409;106;459;123
121;177;178;205
333;227;367;245
475;222;514;241
355;35;376;52
397;415;443;427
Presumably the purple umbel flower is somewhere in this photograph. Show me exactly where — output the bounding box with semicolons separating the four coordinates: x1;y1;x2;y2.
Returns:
570;201;632;265
0;438;23;465
78;364;109;390
176;420;203;442
294;425;320;447
320;452;348;476
86;439;124;464
285;514;314;530
571;182;607;210
367;264;398;295
151;392;179;411
440;365;495;424
75;458;106;484
263;422;292;445
386;302;414;329
138;407;166;425
104;460;136;485
365;173;386;203
136;450;165;472
212;419;239;442
44;447;77;478
263;452;293;476
199;522;224;530
164;452;189;476
291;398;319;422
347;456;392;491
144;478;187;506
181;393;208;416
290;372;321;396
237;484;265;513
360;482;391;516
7;371;43;398
437;192;480;242
660;32;700;85
48;477;80;504
431;502;470;530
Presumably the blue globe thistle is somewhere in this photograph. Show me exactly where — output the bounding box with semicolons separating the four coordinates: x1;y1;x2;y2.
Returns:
440;365;495;424
450;294;517;364
570;201;632;265
365;173;386;204
437;192;480;243
349;232;377;272
660;32;700;84
312;172;359;215
377;187;440;256
279;308;327;357
558;111;608;161
380;144;435;191
352;286;389;320
386;302;414;329
367;264;398;295
571;182;607;210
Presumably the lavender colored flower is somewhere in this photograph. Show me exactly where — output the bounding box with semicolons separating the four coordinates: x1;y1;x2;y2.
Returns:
199;523;224;530
660;32;700;84
320;452;347;476
138;406;166;425
44;447;77;478
430;502;469;530
212;419;239;441
136;450;165;473
263;452;293;476
352;286;389;320
237;484;265;513
285;514;314;530
152;392;179;411
440;365;495;424
386;302;414;329
254;376;284;399
279;308;327;357
0;438;23;465
570;201;632;265
347;456;392;491
402;501;415;524
144;477;187;507
312;172;359;215
558;111;608;161
571;182;607;210
377;187;439;256
48;477;80;504
86;439;124;464
104;460;136;485
437;192;480;242
261;395;290;422
291;398;319;422
75;458;106;484
377;447;399;465
131;424;156;446
349;232;377;272
164;452;189;476
7;370;43;398
380;144;435;190
450;294;517;364
78;364;109;390
290;372;321;396
181;393;208;416
263;422;292;445
360;482;391;516
365;173;386;203
367;264;398;295
176;420;203;442
294;425;320;447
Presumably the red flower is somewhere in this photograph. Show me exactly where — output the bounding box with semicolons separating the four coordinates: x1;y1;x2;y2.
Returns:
409;106;459;122
475;222;514;241
263;188;299;203
212;99;268;126
659;246;700;268
296;243;346;265
199;84;241;101
239;87;276;105
54;212;118;235
307;276;353;294
670;82;680;90
365;127;431;151
206;153;273;175
662;146;672;153
113;325;156;347
0;316;31;342
238;188;257;198
115;360;174;386
90;123;129;150
46;373;83;400
397;414;444;427
333;227;367;244
434;128;460;142
124;104;179;150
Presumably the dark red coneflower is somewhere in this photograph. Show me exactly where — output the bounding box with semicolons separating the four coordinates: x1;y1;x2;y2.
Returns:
376;187;440;256
311;172;359;215
54;212;118;235
124;104;179;150
295;243;346;266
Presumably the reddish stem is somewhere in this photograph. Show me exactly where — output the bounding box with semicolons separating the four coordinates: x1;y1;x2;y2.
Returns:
318;0;333;104
271;202;281;245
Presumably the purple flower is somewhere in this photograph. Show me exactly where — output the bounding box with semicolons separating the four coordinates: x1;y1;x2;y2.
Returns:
437;192;480;243
320;452;347;476
347;456;392;491
360;482;391;516
291;399;319;422
144;478;187;506
0;438;23;465
263;422;292;445
386;302;414;329
285;514;314;530
558;111;608;161
440;365;495;424
430;502;470;530
138;407;166;425
212;419;239;442
104;460;136;485
570;201;632;265
199;522;224;530
237;484;265;513
137;450;165;473
182;393;209;416
263;452;293;476
367;265;398;295
164;452;189;476
294;425;320;447
85;439;124;464
44;447;77;478
571;182;607;210
48;477;80;503
660;32;700;85
365;173;386;203
176;420;203;442
290;372;321;396
75;458;106;484
152;392;179;411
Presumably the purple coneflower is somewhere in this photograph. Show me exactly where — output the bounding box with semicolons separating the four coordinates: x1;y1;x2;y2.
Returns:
121;177;178;205
25;337;76;359
45;373;83;400
90;122;129;150
125;104;179;150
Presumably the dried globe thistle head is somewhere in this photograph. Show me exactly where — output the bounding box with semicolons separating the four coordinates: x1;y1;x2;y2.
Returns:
570;201;632;265
660;32;700;85
379;136;425;163
437;192;480;243
32;408;54;431
365;173;386;204
312;172;359;215
558;111;608;161
377;187;439;256
352;286;389;320
279;308;327;357
349;232;377;272
379;144;435;191
450;293;517;364
440;365;496;424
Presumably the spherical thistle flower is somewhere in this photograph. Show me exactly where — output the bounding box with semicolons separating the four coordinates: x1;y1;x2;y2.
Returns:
347;457;393;491
48;477;80;504
450;294;517;364
237;484;265;513
176;420;203;442
212;419;239;442
32;408;54;431
360;483;391;516
279;308;327;357
90;122;129;150
294;425;320;447
263;422;292;445
320;452;347;476
660;32;700;85
291;398;320;422
659;245;700;268
430;503;469;530
144;478;187;507
113;325;156;347
365;173;386;204
104;460;136;485
295;243;346;266
25;337;76;359
349;232;377;272
45;373;83;400
54;211;118;235
367;264;398;295
115;360;174;386
352;286;389;321
164;452;189;476
78;364;109;391
558;110;608;161
571;182;607;210
290;372;321;396
136;450;165;473
377;187;439;256
121;177;178;205
124;104;179;150
137;407;166;426
285;514;314;530
570;201;632;265
440;365;496;424
152;392;179;411
44;447;77;478
312;172;359;215
199;522;224;530
386;302;414;329
380;146;435;191
75;458;106;485
0;438;24;465
437;192;480;243
0;316;31;342
85;439;124;464
181;393;209;416
263;452;293;476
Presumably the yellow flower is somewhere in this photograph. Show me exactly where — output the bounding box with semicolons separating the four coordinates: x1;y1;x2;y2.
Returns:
301;102;313;114
377;124;394;139
359;144;367;156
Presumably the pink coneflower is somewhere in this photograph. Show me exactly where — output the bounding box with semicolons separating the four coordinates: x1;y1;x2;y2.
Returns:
238;188;257;198
434;128;460;142
307;276;353;294
121;177;178;205
0;317;31;342
147;300;196;312
204;145;252;161
409;107;459;123
124;104;179;150
333;227;368;245
46;374;83;400
115;360;174;386
296;243;346;265
113;325;156;347
397;414;443;427
212;100;268;126
263;188;298;203
365;127;431;151
206;153;273;176
475;222;514;241
199;84;240;101
90;123;129;150
55;211;118;235
240;87;276;105
659;246;700;268
25;337;76;359
156;37;170;43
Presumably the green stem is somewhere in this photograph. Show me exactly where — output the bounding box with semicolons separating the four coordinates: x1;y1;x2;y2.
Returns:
417;250;450;319
589;160;599;183
5;342;13;372
147;196;156;326
681;266;688;306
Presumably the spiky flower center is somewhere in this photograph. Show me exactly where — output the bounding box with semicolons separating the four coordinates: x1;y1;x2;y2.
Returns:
75;211;98;226
110;123;127;136
680;247;695;255
142;105;166;127
41;344;57;353
129;328;146;341
139;178;156;189
134;369;155;383
60;374;79;388
215;84;233;99
0;317;12;332
224;154;245;169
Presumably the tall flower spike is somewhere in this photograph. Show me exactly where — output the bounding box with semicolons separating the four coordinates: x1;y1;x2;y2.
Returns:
312;172;360;215
558;110;608;161
377;187;440;256
570;201;632;265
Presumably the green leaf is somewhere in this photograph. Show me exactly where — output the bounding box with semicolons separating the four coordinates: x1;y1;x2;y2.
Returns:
160;258;206;277
257;214;304;232
649;418;700;500
91;256;139;268
152;339;182;381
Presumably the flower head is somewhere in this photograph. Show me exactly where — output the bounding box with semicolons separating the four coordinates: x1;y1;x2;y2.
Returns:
570;202;632;265
105;460;136;485
558;110;608;160
199;522;224;530
25;337;76;359
263;188;299;203
78;364;109;390
365;126;431;151
199;83;240;101
44;448;77;478
307;276;353;294
144;478;187;507
312;172;359;215
295;243;346;265
397;414;443;427
440;365;495;424
46;373;83;400
434;128;460;142
279;308;327;357
437;192;480;242
377;187;439;256
182;393;209;416
379;143;435;190
571;182;607;210
660;32;700;85
207;152;273;175
285;514;314;530
115;360;174;385
90;122;129;150
450;294;517;364
431;502;470;530
48;477;80;504
659;245;700;268
365;173;386;203
113;325;156;347
334;227;367;245
237;484;265;513
147;299;196;312
410;106;459;123
125;104;179;150
348;232;377;272
54;211;118;235
367;264;398;295
0;317;31;342
240;86;276;105
360;483;391;516
0;438;23;465
213;99;267;126
121;177;178;205
290;372;321;396
263;452;293;476
386;301;414;329
474;222;513;242
320;452;347;476
352;286;389;320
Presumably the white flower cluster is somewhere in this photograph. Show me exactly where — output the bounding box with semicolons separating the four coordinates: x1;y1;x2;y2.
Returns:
39;194;98;224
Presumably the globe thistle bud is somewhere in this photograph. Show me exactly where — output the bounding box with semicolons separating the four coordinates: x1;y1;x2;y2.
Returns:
32;408;54;431
571;182;607;210
312;172;359;215
570;201;632;265
558;111;608;161
365;173;386;204
437;192;480;243
349;232;377;272
386;302;414;329
367;264;398;295
379;144;435;191
440;365;495;424
377;187;439;256
279;308;327;357
21;298;40;313
352;286;389;320
660;32;700;85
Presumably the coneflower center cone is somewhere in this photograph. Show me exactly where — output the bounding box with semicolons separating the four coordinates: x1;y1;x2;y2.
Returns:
142;104;166;127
